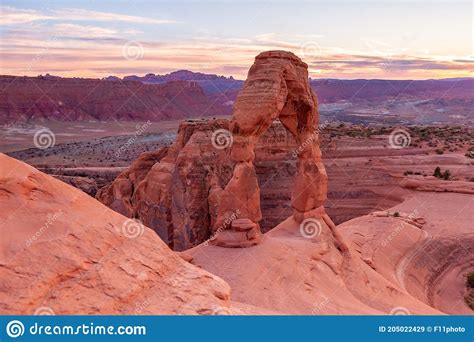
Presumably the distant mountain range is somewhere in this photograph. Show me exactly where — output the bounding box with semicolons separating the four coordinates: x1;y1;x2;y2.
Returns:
110;70;473;100
113;70;244;95
1;71;472;125
0;75;230;123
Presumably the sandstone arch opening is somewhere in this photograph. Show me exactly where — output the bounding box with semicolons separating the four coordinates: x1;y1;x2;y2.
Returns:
212;51;328;247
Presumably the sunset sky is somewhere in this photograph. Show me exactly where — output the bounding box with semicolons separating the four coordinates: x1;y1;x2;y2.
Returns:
1;1;472;80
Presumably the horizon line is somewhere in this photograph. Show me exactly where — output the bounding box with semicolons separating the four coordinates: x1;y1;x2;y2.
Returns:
1;72;472;83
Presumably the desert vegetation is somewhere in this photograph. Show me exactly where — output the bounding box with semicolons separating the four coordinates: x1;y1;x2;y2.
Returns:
465;271;474;310
433;166;451;180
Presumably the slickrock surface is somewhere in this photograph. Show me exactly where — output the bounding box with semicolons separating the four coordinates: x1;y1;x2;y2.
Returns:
339;192;474;315
0;153;231;314
1;152;470;315
400;175;474;194
188;215;441;315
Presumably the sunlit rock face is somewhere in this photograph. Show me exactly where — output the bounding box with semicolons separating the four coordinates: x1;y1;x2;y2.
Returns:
212;50;327;247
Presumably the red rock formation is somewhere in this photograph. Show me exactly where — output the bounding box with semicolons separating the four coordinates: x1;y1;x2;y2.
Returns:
53;175;98;197
97;119;234;250
0;154;230;314
97;118;303;248
97;51;333;250
96;149;169;217
212;51;327;247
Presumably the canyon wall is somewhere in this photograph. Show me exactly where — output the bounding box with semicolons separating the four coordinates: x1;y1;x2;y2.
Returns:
0;75;229;123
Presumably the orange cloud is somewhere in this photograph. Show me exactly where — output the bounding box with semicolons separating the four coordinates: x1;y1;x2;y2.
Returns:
0;27;472;80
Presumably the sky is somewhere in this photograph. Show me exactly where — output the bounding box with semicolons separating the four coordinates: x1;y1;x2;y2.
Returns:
0;0;472;80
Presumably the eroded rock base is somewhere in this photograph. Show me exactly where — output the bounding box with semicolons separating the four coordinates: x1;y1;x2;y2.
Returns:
211;218;263;248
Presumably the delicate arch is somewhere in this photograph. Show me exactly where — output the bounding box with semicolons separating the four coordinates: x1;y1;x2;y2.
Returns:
212;51;328;247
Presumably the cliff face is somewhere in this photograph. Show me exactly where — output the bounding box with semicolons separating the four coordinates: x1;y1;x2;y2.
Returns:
97;119;234;250
2;74;471;125
0;75;230;123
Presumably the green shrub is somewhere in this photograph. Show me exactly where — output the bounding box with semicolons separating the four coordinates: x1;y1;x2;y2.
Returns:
433;167;442;178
